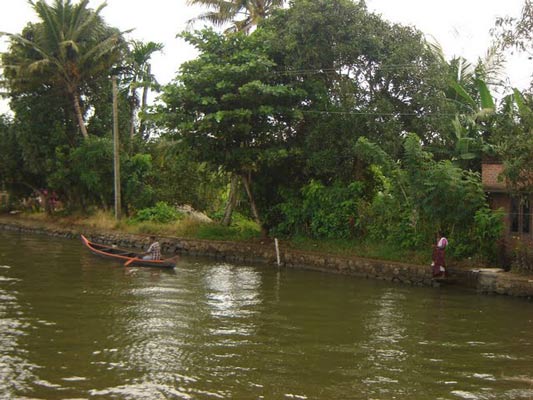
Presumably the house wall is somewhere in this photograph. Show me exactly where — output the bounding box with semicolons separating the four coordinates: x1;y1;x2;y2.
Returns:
481;162;506;191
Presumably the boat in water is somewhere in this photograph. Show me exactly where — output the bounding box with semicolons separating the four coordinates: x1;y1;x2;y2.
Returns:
80;234;176;269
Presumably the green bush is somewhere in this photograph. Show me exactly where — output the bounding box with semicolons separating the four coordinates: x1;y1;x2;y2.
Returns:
195;211;260;240
133;202;181;223
511;239;533;274
122;154;155;211
275;180;364;239
469;207;504;261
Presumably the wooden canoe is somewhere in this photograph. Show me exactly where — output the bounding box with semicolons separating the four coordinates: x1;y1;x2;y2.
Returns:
80;234;176;269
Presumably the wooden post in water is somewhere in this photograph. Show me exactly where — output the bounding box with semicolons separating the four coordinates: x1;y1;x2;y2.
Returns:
275;238;281;266
112;75;121;220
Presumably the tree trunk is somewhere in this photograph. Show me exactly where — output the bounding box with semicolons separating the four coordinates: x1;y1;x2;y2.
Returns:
241;172;268;237
112;76;121;220
222;174;239;226
129;94;136;141
71;88;89;139
139;65;151;138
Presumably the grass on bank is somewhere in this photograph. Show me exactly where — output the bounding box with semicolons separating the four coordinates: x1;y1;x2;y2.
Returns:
12;210;432;264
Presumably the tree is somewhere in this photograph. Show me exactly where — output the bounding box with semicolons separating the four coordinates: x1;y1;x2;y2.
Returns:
492;0;533;90
248;0;456;234
493;0;533;55
0;92;71;213
122;40;163;140
354;134;497;257
261;0;453;168
0;114;38;201
447;72;497;169
1;0;125;139
187;0;285;225
431;42;506;169
148;139;226;212
494;89;533;193
157;29;304;233
187;0;285;33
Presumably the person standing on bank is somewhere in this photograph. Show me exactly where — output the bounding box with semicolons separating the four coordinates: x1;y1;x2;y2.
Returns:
432;231;448;277
142;235;161;260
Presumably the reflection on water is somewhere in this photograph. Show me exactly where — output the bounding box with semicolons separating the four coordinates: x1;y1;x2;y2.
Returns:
0;266;37;397
204;264;261;336
0;231;533;399
362;289;407;397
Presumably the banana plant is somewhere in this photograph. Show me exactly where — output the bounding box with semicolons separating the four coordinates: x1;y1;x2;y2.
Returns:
448;77;497;168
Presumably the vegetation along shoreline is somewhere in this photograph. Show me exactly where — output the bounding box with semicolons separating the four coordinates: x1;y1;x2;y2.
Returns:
2;215;533;299
2;1;533;299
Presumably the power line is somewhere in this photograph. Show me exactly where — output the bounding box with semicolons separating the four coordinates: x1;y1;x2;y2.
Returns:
299;110;459;117
268;64;454;76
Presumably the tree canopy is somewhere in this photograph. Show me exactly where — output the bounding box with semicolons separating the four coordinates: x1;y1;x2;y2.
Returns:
1;0;125;139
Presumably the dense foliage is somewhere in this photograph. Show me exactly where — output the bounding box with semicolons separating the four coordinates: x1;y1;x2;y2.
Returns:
3;0;533;264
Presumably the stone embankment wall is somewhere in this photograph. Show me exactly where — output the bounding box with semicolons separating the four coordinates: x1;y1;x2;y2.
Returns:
1;218;533;299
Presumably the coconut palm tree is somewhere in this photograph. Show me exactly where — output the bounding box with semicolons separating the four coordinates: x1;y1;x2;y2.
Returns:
123;40;163;139
1;0;124;139
187;0;285;33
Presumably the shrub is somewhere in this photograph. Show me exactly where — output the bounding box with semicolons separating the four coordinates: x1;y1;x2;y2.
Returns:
275;180;364;239
133;202;181;223
471;207;504;261
511;239;533;274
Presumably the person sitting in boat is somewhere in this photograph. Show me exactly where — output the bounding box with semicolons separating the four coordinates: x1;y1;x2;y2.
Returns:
431;231;448;278
142;236;161;260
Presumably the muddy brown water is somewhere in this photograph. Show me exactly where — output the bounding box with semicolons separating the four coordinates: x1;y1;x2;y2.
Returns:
0;231;532;399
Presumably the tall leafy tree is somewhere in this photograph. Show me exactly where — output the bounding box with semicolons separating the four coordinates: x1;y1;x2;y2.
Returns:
494;89;533;193
187;0;285;225
493;0;533;55
157;29;304;233
0;91;70;212
260;0;452;178
1;0;125;139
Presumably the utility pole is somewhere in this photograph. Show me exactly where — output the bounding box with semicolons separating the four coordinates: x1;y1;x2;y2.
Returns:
112;75;121;220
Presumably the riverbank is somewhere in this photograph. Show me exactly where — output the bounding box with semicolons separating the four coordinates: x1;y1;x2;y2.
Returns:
1;214;532;299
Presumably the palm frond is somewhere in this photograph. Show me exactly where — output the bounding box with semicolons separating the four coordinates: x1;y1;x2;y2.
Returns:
72;2;108;43
30;0;63;47
27;58;52;74
187;0;285;32
426;38;446;63
0;32;64;74
477;45;507;87
80;33;121;65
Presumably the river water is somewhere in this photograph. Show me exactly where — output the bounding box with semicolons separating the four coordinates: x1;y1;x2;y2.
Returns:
0;231;532;399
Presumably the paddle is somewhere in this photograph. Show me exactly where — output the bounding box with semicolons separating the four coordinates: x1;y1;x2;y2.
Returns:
124;256;140;266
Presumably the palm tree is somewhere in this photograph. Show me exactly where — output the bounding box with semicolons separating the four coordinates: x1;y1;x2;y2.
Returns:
1;0;124;139
123;40;163;139
187;0;285;33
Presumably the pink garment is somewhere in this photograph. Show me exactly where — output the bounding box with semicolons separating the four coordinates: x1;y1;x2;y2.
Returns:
432;237;447;277
437;237;448;249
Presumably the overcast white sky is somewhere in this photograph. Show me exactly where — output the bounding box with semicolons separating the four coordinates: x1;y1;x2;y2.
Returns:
0;0;531;114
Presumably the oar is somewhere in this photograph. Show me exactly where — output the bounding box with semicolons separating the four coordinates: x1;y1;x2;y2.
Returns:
124;257;140;267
